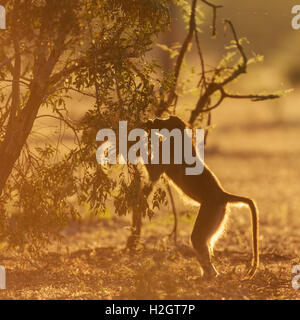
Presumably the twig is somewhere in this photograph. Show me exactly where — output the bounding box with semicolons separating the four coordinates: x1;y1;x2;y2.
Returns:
201;0;223;37
189;19;280;125
223;92;280;101
204;112;211;145
195;30;206;89
156;0;198;116
35;113;81;149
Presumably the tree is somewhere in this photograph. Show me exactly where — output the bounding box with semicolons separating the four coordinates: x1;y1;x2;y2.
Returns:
0;0;170;248
0;0;281;250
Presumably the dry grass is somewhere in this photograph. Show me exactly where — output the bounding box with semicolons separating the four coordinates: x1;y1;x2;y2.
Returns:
0;88;300;300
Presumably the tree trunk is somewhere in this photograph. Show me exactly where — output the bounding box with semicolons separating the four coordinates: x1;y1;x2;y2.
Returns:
0;81;45;195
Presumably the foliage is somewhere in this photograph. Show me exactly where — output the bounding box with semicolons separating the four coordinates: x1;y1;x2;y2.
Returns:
0;0;171;251
0;0;281;253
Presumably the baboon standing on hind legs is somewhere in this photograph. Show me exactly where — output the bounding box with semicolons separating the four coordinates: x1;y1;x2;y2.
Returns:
127;116;259;280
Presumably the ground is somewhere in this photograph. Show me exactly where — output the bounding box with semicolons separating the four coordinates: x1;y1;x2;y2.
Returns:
0;94;300;300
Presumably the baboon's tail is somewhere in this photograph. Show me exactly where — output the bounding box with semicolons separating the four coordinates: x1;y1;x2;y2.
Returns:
225;193;259;279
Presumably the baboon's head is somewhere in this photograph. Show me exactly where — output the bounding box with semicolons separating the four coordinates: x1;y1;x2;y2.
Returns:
143;116;187;132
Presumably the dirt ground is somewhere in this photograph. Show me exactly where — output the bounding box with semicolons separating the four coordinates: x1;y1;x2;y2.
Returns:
0;93;300;300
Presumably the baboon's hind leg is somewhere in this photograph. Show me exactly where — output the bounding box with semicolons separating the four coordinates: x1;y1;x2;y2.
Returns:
191;200;227;278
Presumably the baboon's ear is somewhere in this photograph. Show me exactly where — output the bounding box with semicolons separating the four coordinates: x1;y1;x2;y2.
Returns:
169;116;186;129
152;118;167;129
142;119;154;130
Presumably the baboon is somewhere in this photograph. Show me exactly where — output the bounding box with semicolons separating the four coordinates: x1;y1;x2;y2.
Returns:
127;116;259;279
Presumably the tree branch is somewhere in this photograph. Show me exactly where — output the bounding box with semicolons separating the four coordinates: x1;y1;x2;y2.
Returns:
201;0;223;37
7;2;21;132
188;19;280;125
156;0;198;116
223;91;280;101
